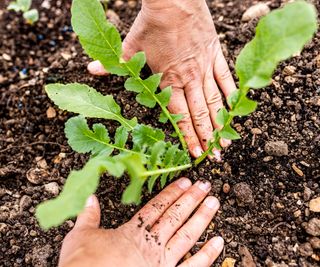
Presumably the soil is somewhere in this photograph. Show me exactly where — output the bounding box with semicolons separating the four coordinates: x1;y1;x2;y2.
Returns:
1;0;320;266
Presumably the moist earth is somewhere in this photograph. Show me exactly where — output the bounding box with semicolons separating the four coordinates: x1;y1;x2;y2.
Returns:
0;0;320;266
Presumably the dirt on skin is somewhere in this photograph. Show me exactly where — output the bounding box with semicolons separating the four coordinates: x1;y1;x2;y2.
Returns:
1;0;320;266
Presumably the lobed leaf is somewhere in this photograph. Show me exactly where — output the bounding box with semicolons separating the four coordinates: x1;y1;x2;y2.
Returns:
132;124;165;149
65;115;113;155
46;83;137;130
236;1;318;90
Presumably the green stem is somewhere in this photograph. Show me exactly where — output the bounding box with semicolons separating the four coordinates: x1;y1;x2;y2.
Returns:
194;89;248;166
140;163;192;177
123;64;188;152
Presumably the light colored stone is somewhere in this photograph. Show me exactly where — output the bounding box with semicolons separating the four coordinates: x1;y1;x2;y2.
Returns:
242;3;270;22
309;197;320;212
44;182;60;196
46;107;56;119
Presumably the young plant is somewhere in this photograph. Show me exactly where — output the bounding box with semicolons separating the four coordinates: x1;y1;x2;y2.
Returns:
36;0;317;230
8;0;39;24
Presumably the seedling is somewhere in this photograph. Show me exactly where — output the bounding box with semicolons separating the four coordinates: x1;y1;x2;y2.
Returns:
8;0;39;24
36;0;317;229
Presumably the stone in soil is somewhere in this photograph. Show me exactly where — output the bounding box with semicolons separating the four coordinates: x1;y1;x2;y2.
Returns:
304;218;320;236
31;245;53;267
233;182;254;207
299;242;313;257
309;197;320;212
309;237;320;249
19;195;32;211
264;141;288;156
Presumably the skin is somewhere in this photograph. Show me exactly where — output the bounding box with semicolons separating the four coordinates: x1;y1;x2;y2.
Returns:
88;0;237;160
59;178;224;267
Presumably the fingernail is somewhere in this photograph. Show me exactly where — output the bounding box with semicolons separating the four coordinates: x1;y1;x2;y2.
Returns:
85;196;94;208
204;197;219;209
88;61;106;74
198;180;211;192
214;150;221;162
211;236;224;250
177;178;192;190
194;147;203;158
222;138;232;147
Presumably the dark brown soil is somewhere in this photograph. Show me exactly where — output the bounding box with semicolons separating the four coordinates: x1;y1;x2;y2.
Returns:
1;0;320;266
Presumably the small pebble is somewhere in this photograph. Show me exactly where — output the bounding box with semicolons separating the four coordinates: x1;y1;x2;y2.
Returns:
223;183;231;194
309;237;320;249
19;195;32;211
44;182;60;196
292;163;304;177
309;197;320;212
242;3;270;22
265;141;288;157
299;242;313;257
304;218;320;236
251;128;262;135
30;230;37;237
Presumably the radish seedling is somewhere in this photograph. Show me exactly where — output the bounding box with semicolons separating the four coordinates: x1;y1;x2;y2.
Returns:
36;0;317;229
8;0;39;24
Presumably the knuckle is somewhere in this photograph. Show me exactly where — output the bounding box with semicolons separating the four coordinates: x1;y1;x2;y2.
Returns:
178;113;192;124
217;67;232;81
206;90;222;106
187;188;205;203
162;72;180;87
192;107;210;121
166;208;182;224
176;228;194;243
185;68;199;83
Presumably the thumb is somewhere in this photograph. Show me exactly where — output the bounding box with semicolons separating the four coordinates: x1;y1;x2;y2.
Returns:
87;33;139;76
74;195;101;229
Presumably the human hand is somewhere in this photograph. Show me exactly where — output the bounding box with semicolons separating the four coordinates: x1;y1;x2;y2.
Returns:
59;178;223;267
88;0;237;160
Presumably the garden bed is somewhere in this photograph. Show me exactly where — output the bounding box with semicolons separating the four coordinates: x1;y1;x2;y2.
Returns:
1;0;319;266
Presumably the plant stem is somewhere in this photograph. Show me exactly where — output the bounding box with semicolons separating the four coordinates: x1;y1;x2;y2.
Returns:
194;92;248;166
140;163;192;177
123;64;188;152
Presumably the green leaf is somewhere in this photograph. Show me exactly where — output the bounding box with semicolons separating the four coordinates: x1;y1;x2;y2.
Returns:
8;2;22;11
23;8;38;24
210;130;222;151
216;107;230;127
125;74;162;108
114;126;128;149
219;125;240;140
132;124;165;148
45;83;137;130
157;87;171;107
236;1;318;90
230;96;257;116
36;155;111;230
18;0;31;11
65;116;113;155
121;154;147;204
124;52;146;77
227;90;240;109
71;0;126;76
